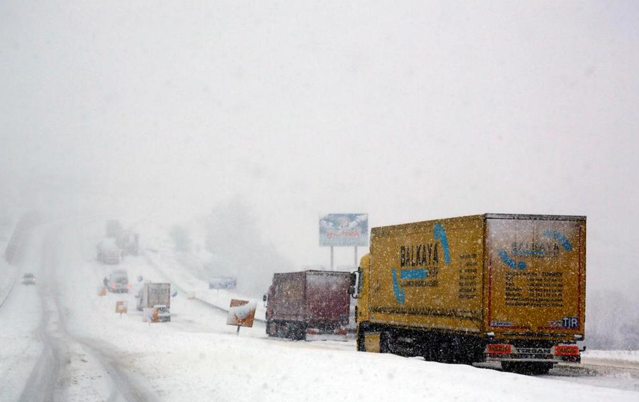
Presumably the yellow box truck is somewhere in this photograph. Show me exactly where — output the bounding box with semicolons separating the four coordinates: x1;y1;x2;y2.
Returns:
352;214;586;374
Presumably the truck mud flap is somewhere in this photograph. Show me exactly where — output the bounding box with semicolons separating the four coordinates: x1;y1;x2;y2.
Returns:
363;332;381;353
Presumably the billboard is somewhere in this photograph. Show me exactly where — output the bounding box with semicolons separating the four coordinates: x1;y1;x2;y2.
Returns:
209;277;237;290
319;213;369;247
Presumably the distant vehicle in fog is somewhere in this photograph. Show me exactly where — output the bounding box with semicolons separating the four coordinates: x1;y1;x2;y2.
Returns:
21;273;36;285
107;269;130;293
136;282;171;313
106;219;123;238
97;238;122;264
155;305;171;322
116;230;140;257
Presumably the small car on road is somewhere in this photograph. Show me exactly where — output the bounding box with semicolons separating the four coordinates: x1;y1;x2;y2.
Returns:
155;305;171;322
107;269;130;293
21;273;36;285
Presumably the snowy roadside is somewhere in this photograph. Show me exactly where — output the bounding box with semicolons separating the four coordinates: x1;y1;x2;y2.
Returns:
583;350;639;365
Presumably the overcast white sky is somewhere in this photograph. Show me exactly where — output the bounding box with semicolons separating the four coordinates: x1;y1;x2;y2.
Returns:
1;1;638;296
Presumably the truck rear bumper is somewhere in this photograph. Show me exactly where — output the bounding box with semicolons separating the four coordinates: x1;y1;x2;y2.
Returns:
486;357;561;363
485;345;581;364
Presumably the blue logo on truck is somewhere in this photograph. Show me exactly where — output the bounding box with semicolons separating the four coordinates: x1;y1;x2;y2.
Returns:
400;269;429;279
391;269;405;304
497;230;573;270
434;224;450;264
497;249;527;270
543;230;573;251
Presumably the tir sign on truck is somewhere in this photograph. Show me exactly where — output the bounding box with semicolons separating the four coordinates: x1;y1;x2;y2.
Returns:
352;213;586;375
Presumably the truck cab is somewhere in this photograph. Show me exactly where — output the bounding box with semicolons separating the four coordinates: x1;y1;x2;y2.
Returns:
97;238;122;265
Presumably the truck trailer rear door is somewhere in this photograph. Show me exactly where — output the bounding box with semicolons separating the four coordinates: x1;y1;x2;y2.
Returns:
484;215;586;339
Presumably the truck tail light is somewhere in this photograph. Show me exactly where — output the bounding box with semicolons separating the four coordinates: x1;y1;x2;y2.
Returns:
554;345;579;356
487;344;512;354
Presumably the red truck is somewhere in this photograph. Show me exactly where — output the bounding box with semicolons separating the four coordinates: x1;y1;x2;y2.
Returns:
263;270;351;340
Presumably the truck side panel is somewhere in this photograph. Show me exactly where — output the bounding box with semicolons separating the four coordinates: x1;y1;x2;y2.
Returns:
269;272;306;322
305;271;350;326
368;215;485;333
144;283;171;309
484;216;586;341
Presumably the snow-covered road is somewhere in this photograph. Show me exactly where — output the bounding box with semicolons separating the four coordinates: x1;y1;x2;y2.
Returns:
1;224;159;402
0;250;43;399
1;219;638;401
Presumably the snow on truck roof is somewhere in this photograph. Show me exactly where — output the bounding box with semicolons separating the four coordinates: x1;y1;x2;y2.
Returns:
98;238;119;251
484;213;587;221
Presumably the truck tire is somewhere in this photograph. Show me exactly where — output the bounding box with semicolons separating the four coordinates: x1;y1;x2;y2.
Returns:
502;362;552;375
266;321;277;337
284;322;296;339
356;323;371;352
528;363;552;375
421;346;437;362
356;331;366;351
380;331;391;354
292;324;306;341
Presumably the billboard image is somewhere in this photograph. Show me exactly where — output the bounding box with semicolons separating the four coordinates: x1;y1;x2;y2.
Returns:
319;213;369;247
209;277;237;290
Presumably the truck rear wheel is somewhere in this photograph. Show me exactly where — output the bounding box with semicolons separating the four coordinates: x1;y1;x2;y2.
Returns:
502;362;552;375
379;331;391;353
356;332;365;351
356;323;371;352
266;321;277;337
291;323;306;341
